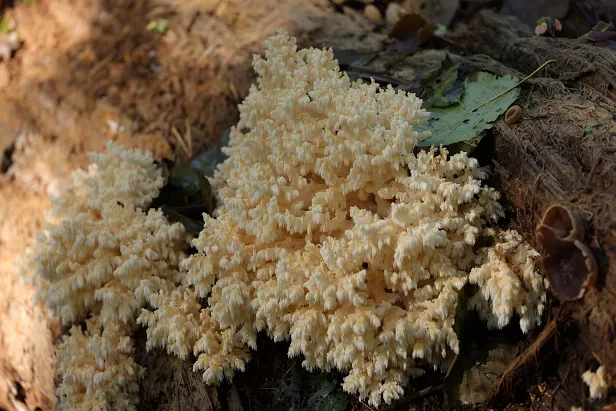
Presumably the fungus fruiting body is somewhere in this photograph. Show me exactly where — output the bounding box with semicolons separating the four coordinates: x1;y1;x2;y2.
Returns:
140;31;547;407
21;32;548;410
582;366;610;399
504;105;522;125
539;203;584;242
20;142;188;410
536;204;597;300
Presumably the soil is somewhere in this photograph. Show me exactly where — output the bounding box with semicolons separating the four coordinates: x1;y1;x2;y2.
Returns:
1;0;615;410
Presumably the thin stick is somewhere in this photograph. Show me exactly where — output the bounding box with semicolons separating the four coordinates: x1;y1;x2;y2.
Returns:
430;59;557;134
466;59;557;114
185;118;192;158
171;126;190;159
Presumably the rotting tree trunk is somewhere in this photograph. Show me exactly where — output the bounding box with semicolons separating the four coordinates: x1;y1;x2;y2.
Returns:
453;11;616;408
307;7;616;409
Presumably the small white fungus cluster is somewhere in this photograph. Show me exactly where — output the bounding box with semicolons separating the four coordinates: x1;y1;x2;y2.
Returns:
139;31;547;407
467;229;547;333
56;318;144;411
20;141;188;410
582;365;610;399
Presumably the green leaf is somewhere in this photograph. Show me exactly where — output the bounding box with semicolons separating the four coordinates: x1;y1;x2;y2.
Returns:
169;129;230;195
305;374;347;411
169;165;200;196
160;205;204;234
188;128;230;177
453;284;469;339
425;55;464;108
0;17;10;34
146;19;168;33
584;120;597;134
318;392;348;411
417;72;520;149
333;50;378;68
198;173;215;215
153;130;229;232
155;19;169;34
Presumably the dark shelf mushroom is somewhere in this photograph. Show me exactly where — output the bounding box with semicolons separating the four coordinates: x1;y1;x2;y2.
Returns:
538;203;584;242
536;225;598;301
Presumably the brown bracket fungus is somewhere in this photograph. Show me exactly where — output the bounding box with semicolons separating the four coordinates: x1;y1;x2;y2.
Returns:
539;203;585;242
536;204;598;300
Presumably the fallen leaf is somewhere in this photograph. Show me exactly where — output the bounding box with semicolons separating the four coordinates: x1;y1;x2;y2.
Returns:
389;13;434;55
584;120;598;134
150;130;229;232
591;21;613;32
418;72;520;149
345;67;406;86
424;54;466;107
584;31;616;42
333;50;378;68
445;337;520;406
456;343;520;404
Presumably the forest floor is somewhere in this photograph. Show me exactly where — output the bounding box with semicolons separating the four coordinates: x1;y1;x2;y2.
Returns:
1;0;615;410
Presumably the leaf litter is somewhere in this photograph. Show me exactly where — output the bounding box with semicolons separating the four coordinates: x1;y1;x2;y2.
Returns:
418;71;520;149
150;129;230;234
422;54;467;108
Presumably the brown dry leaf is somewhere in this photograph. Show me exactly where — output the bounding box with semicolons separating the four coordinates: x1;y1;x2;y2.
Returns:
389;13;434;55
585;31;616;43
454;342;520;405
592;21;613;32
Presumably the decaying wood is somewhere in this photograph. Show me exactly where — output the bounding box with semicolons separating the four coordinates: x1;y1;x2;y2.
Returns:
454;9;616;376
306;8;616;408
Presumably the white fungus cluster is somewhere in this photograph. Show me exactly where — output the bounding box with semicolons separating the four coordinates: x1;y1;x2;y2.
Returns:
50;140;164;218
56;318;144;411
20;141;188;410
582;366;610;399
467;229;547;333
139;31;547;407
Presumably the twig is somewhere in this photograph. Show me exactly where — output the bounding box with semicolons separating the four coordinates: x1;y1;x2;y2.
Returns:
358;398;376;411
430;59;558;134
281;360;298;379
171;126;190;159
467;59;557;114
445;353;458;378
185;118;193;158
89;52;115;77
